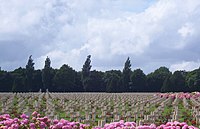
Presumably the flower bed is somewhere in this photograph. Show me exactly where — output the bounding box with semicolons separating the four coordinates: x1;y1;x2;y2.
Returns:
0;112;198;129
0;111;90;129
157;121;198;129
155;92;200;99
93;120;156;129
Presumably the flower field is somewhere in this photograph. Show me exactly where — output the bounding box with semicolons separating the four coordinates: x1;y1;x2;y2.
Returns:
0;92;200;128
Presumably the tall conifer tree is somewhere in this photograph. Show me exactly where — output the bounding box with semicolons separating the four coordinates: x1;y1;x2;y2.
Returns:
122;57;131;92
81;55;92;91
25;55;34;91
42;56;52;91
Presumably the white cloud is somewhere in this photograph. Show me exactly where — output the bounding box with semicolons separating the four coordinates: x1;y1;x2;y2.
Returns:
84;0;200;64
35;44;89;70
170;61;200;72
178;23;194;38
86;16;152;58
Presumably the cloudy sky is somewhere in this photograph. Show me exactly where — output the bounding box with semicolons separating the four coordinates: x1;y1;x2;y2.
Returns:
1;0;200;73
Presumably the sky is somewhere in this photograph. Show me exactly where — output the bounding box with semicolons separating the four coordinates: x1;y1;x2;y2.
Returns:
1;0;200;74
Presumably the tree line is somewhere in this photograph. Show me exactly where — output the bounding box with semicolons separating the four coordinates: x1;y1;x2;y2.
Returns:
0;55;200;92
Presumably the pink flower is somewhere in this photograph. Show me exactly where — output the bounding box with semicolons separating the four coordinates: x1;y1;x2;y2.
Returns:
31;111;38;117
21;119;29;124
39;121;46;129
53;119;59;124
20;114;28;119
29;123;36;129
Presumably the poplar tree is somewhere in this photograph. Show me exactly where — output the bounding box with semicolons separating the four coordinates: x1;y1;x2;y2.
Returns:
42;56;52;91
122;57;131;92
81;55;92;91
25;55;34;91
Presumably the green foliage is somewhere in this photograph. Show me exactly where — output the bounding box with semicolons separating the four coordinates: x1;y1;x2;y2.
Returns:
53;64;76;92
25;55;35;91
74;71;84;92
122;57;131;92
1;55;200;92
26;55;35;70
42;57;53;91
186;68;200;91
32;70;43;92
161;76;171;92
104;70;122;92
147;67;171;92
81;55;92;91
85;70;105;92
0;71;13;92
161;71;188;92
170;71;187;92
11;67;26;92
130;69;147;92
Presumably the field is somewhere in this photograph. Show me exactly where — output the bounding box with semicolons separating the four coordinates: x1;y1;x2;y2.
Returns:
0;92;200;128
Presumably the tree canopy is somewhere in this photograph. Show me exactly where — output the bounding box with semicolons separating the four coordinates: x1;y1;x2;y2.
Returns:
0;55;200;92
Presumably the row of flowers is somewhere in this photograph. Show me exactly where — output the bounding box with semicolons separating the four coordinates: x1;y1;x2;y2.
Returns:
0;111;198;129
155;92;200;99
96;120;198;129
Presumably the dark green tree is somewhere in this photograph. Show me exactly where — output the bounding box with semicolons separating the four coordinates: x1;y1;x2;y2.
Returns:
161;75;172;92
170;71;187;92
74;71;84;92
104;70;122;92
0;71;13;92
3;54;200;92
186;68;200;91
11;67;26;92
147;67;171;92
53;64;76;92
195;69;200;91
42;57;52;91
130;69;147;92
122;57;131;92
84;70;105;92
32;70;43;92
81;55;92;91
25;55;35;91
